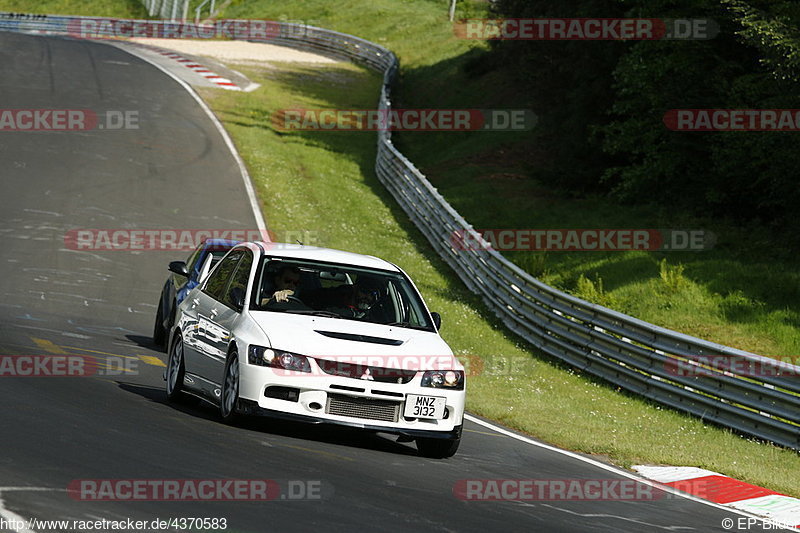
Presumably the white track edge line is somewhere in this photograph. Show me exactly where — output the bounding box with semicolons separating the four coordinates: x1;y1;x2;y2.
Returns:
464;413;794;530
106;41;268;236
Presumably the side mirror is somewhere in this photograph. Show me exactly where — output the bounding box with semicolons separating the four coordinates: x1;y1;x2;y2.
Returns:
168;261;189;277
229;287;246;311
431;312;442;330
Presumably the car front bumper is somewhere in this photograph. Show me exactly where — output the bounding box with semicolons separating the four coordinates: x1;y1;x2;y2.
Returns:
239;364;465;437
237;399;463;440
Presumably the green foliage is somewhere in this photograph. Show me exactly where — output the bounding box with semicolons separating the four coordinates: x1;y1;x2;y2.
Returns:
517;252;549;278
658;258;688;292
492;0;800;235
722;0;800;82
0;0;147;17
574;273;619;307
488;0;628;193
597;0;800;230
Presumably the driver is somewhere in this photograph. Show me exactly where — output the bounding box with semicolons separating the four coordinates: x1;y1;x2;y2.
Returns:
262;265;301;305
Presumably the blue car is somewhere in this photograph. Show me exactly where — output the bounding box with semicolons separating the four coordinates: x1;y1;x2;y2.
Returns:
153;238;239;348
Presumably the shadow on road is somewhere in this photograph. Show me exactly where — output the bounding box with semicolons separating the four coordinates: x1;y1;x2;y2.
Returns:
116;381;419;457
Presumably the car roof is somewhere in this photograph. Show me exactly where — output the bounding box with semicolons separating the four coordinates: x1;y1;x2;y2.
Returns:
202;238;240;247
248;242;400;272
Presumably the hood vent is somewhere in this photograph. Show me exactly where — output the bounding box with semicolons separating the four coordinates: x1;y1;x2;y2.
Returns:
314;330;404;346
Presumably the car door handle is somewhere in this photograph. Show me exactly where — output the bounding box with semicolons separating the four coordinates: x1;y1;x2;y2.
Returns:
210;308;218;317
192;298;199;308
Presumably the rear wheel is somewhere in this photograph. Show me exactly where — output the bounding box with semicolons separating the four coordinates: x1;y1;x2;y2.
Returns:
416;436;461;459
166;335;186;402
220;350;242;424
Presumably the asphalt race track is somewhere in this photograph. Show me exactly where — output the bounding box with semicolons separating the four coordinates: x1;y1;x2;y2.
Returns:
0;32;772;532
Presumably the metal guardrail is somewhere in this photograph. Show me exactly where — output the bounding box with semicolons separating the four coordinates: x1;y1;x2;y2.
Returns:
2;13;798;450
194;0;215;24
143;0;188;21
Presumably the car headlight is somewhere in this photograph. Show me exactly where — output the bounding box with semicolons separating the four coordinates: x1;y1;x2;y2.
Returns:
248;345;311;373
421;370;464;390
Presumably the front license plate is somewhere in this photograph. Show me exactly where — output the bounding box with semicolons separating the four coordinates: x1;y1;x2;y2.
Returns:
404;395;446;419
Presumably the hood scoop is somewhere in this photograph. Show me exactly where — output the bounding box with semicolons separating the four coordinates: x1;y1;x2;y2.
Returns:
314;330;404;346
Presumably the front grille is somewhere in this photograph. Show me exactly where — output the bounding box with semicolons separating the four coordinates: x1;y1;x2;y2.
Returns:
315;358;417;384
325;393;400;423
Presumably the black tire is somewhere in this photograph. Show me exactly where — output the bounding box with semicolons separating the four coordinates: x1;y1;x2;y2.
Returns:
220;350;242;424
165;334;186;402
153;297;166;347
416;436;461;459
166;306;176;346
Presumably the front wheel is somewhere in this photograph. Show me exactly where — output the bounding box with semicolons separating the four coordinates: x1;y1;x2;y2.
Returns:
220;351;242;424
416;436;461;459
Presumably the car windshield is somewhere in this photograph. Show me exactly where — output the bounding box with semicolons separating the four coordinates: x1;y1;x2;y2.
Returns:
251;258;434;331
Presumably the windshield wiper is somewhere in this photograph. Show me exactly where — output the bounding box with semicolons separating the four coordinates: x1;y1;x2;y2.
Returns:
283;310;342;318
386;322;432;331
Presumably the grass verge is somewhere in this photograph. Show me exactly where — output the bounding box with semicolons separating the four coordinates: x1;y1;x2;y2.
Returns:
197;59;800;496
0;0;147;17
216;0;800;361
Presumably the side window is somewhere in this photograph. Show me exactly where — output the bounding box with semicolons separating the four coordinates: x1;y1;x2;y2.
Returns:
222;251;253;311
186;247;203;270
203;251;242;302
185;246;203;274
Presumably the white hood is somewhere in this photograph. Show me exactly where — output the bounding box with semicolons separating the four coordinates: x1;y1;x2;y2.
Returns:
248;311;461;371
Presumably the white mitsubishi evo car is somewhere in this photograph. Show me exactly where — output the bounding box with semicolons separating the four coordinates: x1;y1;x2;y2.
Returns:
165;242;465;458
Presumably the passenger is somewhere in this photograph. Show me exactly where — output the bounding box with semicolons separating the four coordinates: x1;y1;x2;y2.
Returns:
339;276;384;319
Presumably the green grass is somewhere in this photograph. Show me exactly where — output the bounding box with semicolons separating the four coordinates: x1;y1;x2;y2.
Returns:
197;60;800;496
0;0;147;17
216;0;800;362
221;0;490;68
